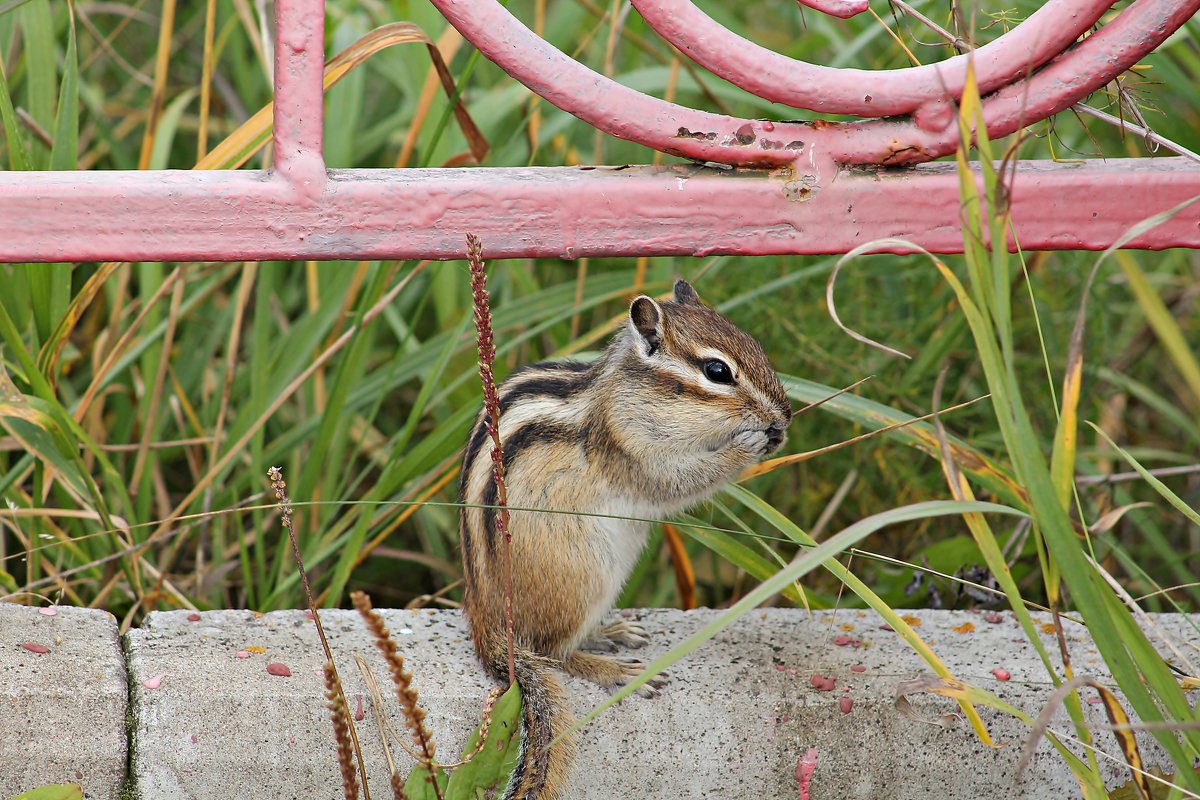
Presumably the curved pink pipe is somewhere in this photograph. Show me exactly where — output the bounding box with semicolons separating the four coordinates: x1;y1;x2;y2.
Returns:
796;0;868;19
431;0;1196;167
833;0;1200;165
632;0;1114;117
431;0;817;166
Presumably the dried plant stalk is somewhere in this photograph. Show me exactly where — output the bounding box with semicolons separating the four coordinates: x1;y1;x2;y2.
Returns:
353;653;410;800
325;661;361;800
465;233;517;687
269;467;370;800
351;590;438;768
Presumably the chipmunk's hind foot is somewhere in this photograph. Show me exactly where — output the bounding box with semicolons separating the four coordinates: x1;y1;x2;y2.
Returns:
563;650;667;699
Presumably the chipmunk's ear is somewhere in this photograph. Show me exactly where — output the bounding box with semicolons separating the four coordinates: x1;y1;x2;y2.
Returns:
673;280;702;306
629;295;663;356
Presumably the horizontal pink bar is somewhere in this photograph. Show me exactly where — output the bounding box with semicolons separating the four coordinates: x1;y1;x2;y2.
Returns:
633;0;1110;116
1;160;1197;262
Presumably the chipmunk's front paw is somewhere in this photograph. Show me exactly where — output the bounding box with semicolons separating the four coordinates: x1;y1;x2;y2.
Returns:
732;429;771;456
582;619;650;652
601;619;651;648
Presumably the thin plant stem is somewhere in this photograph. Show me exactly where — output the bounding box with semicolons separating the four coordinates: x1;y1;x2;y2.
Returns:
268;467;371;800
465;233;516;687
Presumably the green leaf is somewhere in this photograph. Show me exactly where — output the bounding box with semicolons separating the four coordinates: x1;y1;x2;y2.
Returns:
48;2;78;171
0;48;31;170
403;762;449;800
1089;423;1200;528
445;683;522;799
677;507;806;606
148;88;199;169
19;0;55;167
1115;250;1200;404
9;783;84;800
0;401;90;500
778;372;1025;509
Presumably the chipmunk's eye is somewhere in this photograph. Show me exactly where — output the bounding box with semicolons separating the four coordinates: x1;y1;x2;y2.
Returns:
702;359;734;385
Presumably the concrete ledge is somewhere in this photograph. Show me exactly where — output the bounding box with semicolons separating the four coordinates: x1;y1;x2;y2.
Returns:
122;607;1195;799
3;602;1196;799
1;605;127;799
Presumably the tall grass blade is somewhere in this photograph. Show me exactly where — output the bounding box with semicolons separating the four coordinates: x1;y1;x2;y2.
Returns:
569;497;1026;738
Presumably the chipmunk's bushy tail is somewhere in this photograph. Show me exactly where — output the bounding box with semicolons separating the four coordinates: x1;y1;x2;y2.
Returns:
498;647;576;800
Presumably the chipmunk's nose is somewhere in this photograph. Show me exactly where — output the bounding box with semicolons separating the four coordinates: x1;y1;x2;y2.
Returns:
765;422;787;452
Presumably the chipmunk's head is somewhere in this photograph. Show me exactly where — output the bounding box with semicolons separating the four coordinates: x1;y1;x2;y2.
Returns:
607;280;790;492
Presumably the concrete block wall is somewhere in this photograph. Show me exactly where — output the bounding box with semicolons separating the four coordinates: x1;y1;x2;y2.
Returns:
3;603;1195;799
2;606;127;799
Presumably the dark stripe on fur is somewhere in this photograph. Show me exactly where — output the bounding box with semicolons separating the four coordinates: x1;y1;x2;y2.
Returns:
463;408;491;491
458;476;474;593
462;361;592;538
498;361;592;415
482;421;579;556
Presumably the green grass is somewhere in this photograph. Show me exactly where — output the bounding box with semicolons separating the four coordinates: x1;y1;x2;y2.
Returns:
1;0;1199;794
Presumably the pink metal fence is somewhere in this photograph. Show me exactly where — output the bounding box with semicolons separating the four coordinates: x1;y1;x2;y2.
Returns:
1;0;1197;263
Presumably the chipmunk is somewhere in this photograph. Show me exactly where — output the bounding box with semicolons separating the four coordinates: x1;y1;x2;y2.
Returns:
459;280;790;800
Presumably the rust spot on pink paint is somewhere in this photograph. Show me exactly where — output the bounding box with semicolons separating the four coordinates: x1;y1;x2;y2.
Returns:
783;176;818;202
735;124;756;145
22;642;50;654
267;662;292;677
882;142;926;165
675;128;716;141
838;696;854;714
807;119;839;130
796;748;819;800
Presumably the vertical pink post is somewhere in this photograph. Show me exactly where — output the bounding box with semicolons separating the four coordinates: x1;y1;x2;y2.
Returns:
273;0;326;199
